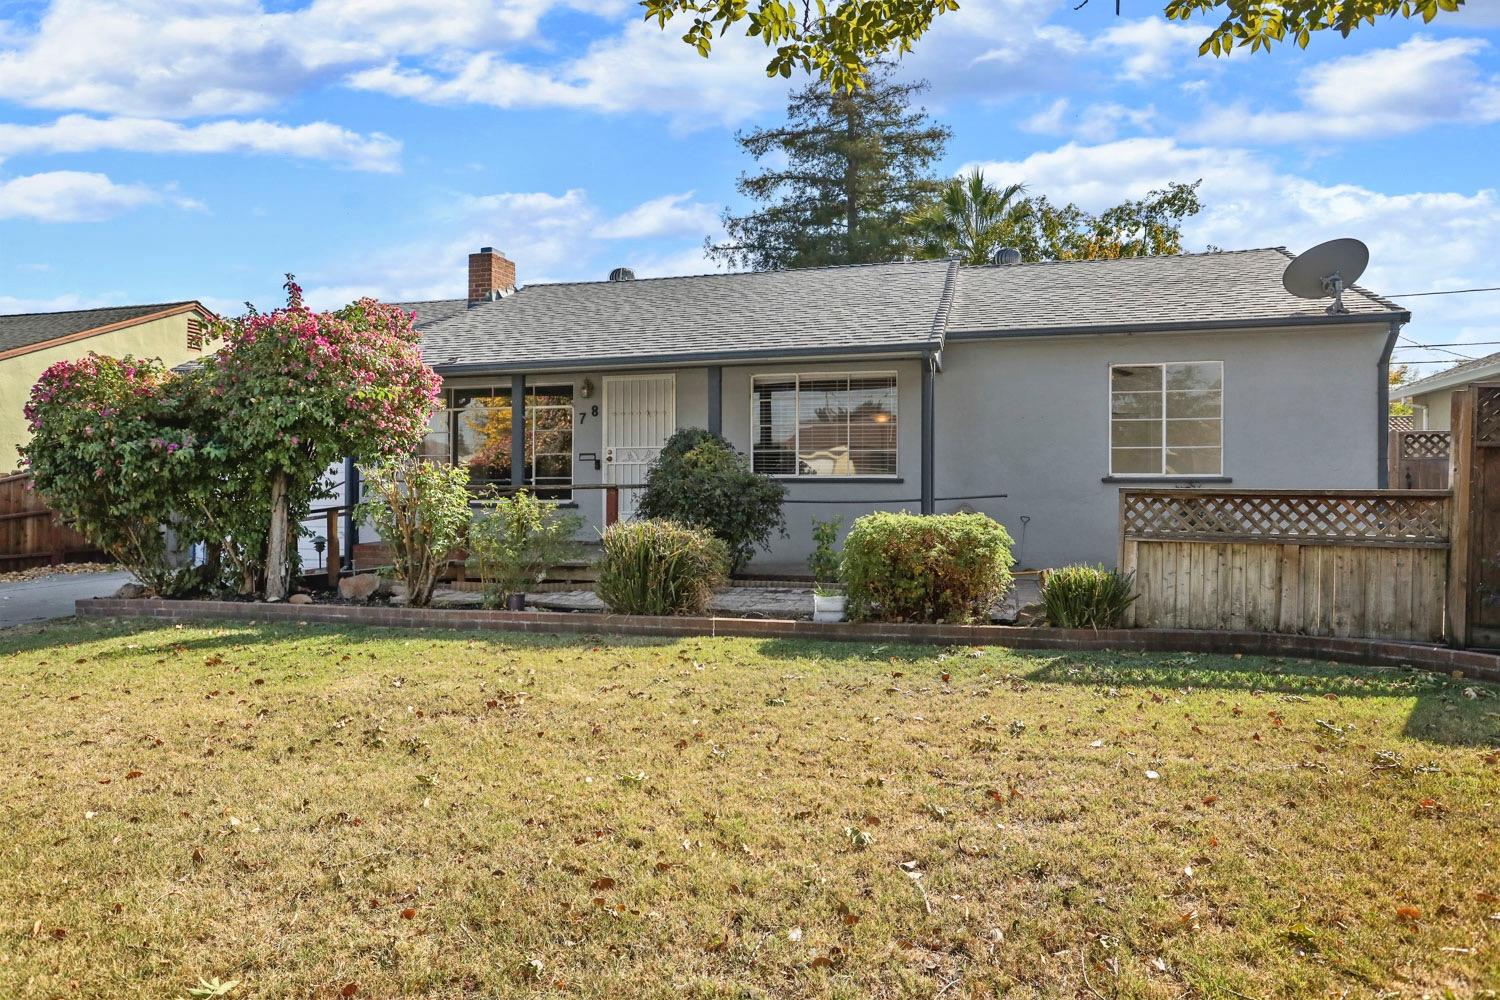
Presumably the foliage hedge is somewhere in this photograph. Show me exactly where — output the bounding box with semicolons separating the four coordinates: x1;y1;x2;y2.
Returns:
356;457;472;608
595;519;729;616
635;428;785;573
467;490;583;608
842;511;1014;624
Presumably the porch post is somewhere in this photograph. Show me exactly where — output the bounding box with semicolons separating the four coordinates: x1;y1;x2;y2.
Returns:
342;457;358;570
510;374;526;488
921;354;936;515
707;366;723;437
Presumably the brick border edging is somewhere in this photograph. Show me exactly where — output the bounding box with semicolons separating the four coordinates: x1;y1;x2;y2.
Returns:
74;598;1500;684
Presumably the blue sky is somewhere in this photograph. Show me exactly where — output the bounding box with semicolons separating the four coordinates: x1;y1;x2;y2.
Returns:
0;0;1497;373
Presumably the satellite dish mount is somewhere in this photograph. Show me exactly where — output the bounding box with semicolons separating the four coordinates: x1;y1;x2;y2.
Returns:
1282;238;1369;316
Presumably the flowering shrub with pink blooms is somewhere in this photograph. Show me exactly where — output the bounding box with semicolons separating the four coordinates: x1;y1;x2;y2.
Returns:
22;277;442;599
21;354;206;594
203;277;441;598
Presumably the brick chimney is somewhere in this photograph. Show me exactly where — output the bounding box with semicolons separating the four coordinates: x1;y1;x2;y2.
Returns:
468;247;516;304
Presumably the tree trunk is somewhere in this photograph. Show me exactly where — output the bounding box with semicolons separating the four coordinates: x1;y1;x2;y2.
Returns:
264;469;290;601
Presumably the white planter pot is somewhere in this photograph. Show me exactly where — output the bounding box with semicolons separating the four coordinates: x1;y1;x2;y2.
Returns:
812;593;847;623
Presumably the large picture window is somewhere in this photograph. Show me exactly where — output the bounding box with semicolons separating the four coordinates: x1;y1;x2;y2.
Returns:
1109;362;1223;476
419;384;575;496
751;372;898;477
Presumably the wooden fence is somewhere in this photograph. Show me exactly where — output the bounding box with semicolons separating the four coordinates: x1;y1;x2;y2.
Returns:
1389;429;1451;490
1119;489;1450;642
0;472;100;570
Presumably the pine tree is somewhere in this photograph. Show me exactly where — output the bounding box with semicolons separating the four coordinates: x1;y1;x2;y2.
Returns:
709;66;950;271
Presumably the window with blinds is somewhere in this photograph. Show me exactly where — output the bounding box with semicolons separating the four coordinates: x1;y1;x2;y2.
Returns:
751;373;898;478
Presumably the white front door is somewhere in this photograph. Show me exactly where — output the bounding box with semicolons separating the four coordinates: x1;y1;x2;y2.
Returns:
603;374;676;519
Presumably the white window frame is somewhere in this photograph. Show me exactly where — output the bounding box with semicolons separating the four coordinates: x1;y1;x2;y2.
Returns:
1108;361;1224;478
750;370;899;479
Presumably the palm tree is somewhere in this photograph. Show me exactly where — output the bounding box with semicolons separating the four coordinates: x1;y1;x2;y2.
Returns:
906;170;1030;265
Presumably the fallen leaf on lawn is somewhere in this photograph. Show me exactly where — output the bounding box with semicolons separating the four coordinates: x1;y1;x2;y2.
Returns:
340;984;358;997
1201;794;1218;806
1395;905;1422;922
399;908;416;920
590;876;616;891
788;926;803;942
1476;890;1500;904
125;770;143;780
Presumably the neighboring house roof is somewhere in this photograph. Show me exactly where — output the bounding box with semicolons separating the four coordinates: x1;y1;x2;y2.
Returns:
947;247;1406;338
416;248;1407;374
420;258;958;372
0;301;207;359
1390;350;1500;401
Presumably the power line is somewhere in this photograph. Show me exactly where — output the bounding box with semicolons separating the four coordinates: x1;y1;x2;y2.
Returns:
1400;336;1475;363
1389;286;1500;298
1394;341;1500;349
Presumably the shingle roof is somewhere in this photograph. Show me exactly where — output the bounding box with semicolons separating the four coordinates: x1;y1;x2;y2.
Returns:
418;259;957;371
1390;350;1500;399
414;248;1407;371
947;247;1405;336
0;302;199;355
394;299;467;331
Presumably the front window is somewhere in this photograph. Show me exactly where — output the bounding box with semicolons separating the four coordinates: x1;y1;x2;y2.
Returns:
1110;362;1223;476
751;372;898;477
420;384;574;497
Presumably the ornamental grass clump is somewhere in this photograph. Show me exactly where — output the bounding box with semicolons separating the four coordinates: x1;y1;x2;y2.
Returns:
842;511;1014;624
596;520;729;616
1040;564;1138;629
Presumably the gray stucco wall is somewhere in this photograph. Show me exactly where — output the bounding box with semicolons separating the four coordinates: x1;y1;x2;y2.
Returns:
936;324;1390;568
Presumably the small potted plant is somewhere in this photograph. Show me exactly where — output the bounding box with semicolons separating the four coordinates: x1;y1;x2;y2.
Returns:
808;516;845;623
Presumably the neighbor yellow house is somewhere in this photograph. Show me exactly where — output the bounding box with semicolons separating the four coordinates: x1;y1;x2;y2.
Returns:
0;301;217;471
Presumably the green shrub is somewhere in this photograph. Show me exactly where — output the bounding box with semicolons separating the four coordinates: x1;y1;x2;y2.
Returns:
1039;564;1137;629
842;511;1014;624
467;490;584;608
808;516;842;594
596;519;729;616
635;428;785;573
356;457;472;607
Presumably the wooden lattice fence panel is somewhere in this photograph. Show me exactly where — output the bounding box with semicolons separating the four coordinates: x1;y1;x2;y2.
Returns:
1120;490;1450;547
1388;413;1415;432
1119;489;1451;642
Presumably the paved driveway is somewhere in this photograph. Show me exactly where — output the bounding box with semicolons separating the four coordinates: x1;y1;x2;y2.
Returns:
0;570;134;628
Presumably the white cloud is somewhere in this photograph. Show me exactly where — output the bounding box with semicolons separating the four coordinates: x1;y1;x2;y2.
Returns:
1192;36;1500;143
0;0;619;119
594;192;717;239
0;170;170;222
348;22;785;128
0;115;401;171
1022;98;1156;141
1093;18;1205;81
299;187;720;308
965;136;1500;349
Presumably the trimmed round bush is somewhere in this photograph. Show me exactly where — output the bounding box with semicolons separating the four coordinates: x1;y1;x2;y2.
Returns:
596;519;730;616
842;511;1014;624
1039;564;1137;629
635;428;785;573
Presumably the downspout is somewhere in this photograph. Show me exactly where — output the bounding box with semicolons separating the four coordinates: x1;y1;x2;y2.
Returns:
921;352;937;515
1378;318;1402;488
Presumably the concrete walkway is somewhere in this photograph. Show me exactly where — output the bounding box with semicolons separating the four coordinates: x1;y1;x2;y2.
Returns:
0;569;134;627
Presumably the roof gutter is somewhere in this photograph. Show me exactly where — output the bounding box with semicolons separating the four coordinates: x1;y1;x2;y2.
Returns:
429;340;931;376
944;309;1410;343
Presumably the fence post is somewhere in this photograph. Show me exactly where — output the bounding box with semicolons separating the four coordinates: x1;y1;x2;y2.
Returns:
605;486;619;528
326;508;340;586
1447;389;1473;648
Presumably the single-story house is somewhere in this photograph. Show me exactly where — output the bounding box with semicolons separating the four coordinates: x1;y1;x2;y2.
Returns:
378;246;1407;572
0;301;216;472
1390;351;1500;430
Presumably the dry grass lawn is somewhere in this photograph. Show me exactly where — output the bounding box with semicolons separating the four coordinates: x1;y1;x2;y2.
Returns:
1;619;1498;999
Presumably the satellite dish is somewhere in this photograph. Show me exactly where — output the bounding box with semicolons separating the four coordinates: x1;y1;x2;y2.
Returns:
1282;238;1368;315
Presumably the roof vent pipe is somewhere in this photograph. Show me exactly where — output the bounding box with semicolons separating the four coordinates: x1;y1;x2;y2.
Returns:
609;267;636;282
